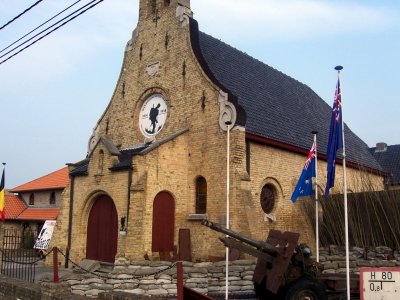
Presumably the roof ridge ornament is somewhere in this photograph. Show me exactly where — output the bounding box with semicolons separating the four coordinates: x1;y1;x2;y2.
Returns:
176;2;192;27
219;90;237;131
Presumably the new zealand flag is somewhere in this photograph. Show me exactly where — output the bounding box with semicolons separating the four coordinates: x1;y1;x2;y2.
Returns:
325;77;343;196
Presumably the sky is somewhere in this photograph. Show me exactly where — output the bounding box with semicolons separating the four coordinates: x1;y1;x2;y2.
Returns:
0;0;399;188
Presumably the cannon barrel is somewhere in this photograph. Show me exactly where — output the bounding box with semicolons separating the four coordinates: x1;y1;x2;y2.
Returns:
202;219;278;256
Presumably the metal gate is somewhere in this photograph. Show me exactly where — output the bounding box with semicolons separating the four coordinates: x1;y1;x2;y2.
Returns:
1;228;38;282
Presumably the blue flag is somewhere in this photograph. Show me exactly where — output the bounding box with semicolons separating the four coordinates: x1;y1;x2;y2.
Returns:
291;141;316;203
325;77;343;196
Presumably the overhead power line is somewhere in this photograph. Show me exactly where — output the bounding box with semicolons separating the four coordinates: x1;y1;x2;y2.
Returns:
0;0;104;66
0;0;83;55
0;0;45;31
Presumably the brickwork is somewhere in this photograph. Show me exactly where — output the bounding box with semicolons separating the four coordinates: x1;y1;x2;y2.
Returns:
19;190;62;207
50;0;384;265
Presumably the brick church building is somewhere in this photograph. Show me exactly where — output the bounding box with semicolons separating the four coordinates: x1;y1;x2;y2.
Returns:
51;0;383;264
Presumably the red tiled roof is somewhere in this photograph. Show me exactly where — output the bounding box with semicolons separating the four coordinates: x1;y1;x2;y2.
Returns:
5;194;26;219
16;208;59;221
10;167;69;192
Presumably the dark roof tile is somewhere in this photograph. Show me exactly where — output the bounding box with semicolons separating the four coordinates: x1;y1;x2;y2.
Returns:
197;31;381;170
369;145;400;184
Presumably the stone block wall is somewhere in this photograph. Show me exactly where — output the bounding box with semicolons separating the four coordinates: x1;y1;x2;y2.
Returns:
61;247;400;299
320;246;400;274
65;259;256;299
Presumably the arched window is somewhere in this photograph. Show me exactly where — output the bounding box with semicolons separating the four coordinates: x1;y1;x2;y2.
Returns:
97;150;104;174
29;193;35;206
260;184;275;214
195;176;207;214
49;192;56;205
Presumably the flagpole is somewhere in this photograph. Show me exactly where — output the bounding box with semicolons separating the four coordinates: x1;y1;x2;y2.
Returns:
335;66;350;299
1;163;6;223
225;121;232;300
312;131;319;262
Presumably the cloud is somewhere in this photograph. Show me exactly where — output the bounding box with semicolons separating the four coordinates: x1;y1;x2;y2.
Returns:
192;0;397;40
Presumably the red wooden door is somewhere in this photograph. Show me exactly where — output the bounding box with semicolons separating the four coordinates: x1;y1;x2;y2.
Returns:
86;195;118;263
152;191;175;252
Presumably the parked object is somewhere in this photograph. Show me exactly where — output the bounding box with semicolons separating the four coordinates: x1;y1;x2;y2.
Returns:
202;220;360;299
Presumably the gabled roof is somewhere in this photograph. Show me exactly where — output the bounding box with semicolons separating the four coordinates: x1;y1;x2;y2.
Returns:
16;208;59;221
369;144;400;185
10;167;69;192
194;27;381;171
5;193;26;219
72;128;189;174
5;193;59;221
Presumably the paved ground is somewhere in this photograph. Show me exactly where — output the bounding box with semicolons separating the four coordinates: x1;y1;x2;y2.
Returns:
33;260;72;282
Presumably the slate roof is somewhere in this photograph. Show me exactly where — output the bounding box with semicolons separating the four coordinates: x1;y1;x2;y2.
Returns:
369;145;400;185
10;167;69;192
196;30;381;171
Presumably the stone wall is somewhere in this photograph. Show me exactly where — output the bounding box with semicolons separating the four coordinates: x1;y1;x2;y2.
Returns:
320;246;400;274
62;247;400;299
65;259;256;299
0;275;87;300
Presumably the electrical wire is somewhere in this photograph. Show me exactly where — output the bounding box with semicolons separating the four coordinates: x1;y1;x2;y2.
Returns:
0;0;104;65
0;0;83;55
0;0;45;31
0;0;99;60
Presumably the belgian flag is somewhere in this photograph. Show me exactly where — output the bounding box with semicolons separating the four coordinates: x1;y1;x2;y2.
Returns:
0;168;4;222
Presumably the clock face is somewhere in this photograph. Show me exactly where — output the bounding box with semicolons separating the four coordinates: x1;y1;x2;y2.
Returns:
139;94;168;138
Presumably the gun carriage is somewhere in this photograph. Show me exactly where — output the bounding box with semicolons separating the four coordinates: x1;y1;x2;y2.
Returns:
202;220;360;300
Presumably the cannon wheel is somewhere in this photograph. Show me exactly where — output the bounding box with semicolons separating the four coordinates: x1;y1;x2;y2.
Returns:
281;277;327;300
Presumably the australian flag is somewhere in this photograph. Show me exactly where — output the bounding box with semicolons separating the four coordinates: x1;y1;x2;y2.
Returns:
325;77;343;196
291;141;316;203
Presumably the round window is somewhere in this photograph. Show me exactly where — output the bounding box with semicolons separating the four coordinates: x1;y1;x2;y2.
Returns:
260;185;275;213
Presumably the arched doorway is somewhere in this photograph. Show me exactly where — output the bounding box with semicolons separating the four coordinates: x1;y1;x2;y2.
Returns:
152;191;175;252
86;195;118;263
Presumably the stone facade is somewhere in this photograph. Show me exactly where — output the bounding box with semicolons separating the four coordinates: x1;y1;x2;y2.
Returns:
50;0;384;265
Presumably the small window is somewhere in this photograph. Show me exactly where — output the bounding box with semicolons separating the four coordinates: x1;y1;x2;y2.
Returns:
98;150;104;174
164;0;171;6
246;140;250;175
29;193;35;206
151;0;157;14
195;176;207;214
49;192;56;205
260;185;275;213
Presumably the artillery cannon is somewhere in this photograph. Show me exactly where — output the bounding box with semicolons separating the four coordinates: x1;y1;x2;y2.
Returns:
202;219;327;299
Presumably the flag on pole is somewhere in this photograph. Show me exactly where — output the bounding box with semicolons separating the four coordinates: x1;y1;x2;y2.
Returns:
291;141;316;202
325;76;343;196
0;168;5;222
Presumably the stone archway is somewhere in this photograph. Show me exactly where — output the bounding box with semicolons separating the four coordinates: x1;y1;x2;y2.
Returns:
86;195;118;263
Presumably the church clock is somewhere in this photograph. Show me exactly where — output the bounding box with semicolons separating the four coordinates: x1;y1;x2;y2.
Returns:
139;94;168;138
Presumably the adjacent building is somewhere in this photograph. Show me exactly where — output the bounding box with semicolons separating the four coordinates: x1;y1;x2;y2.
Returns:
4;167;69;234
370;143;400;190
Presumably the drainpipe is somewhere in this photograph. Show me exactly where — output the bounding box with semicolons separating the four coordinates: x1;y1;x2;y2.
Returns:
66;174;75;268
125;167;133;230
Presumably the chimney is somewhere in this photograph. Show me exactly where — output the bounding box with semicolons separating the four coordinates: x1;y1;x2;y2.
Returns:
139;0;190;16
177;0;190;8
375;142;388;152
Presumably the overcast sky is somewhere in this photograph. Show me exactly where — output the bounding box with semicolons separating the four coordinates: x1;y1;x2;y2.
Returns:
1;0;399;188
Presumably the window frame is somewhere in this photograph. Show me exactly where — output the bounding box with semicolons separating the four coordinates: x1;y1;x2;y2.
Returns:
195;176;207;214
